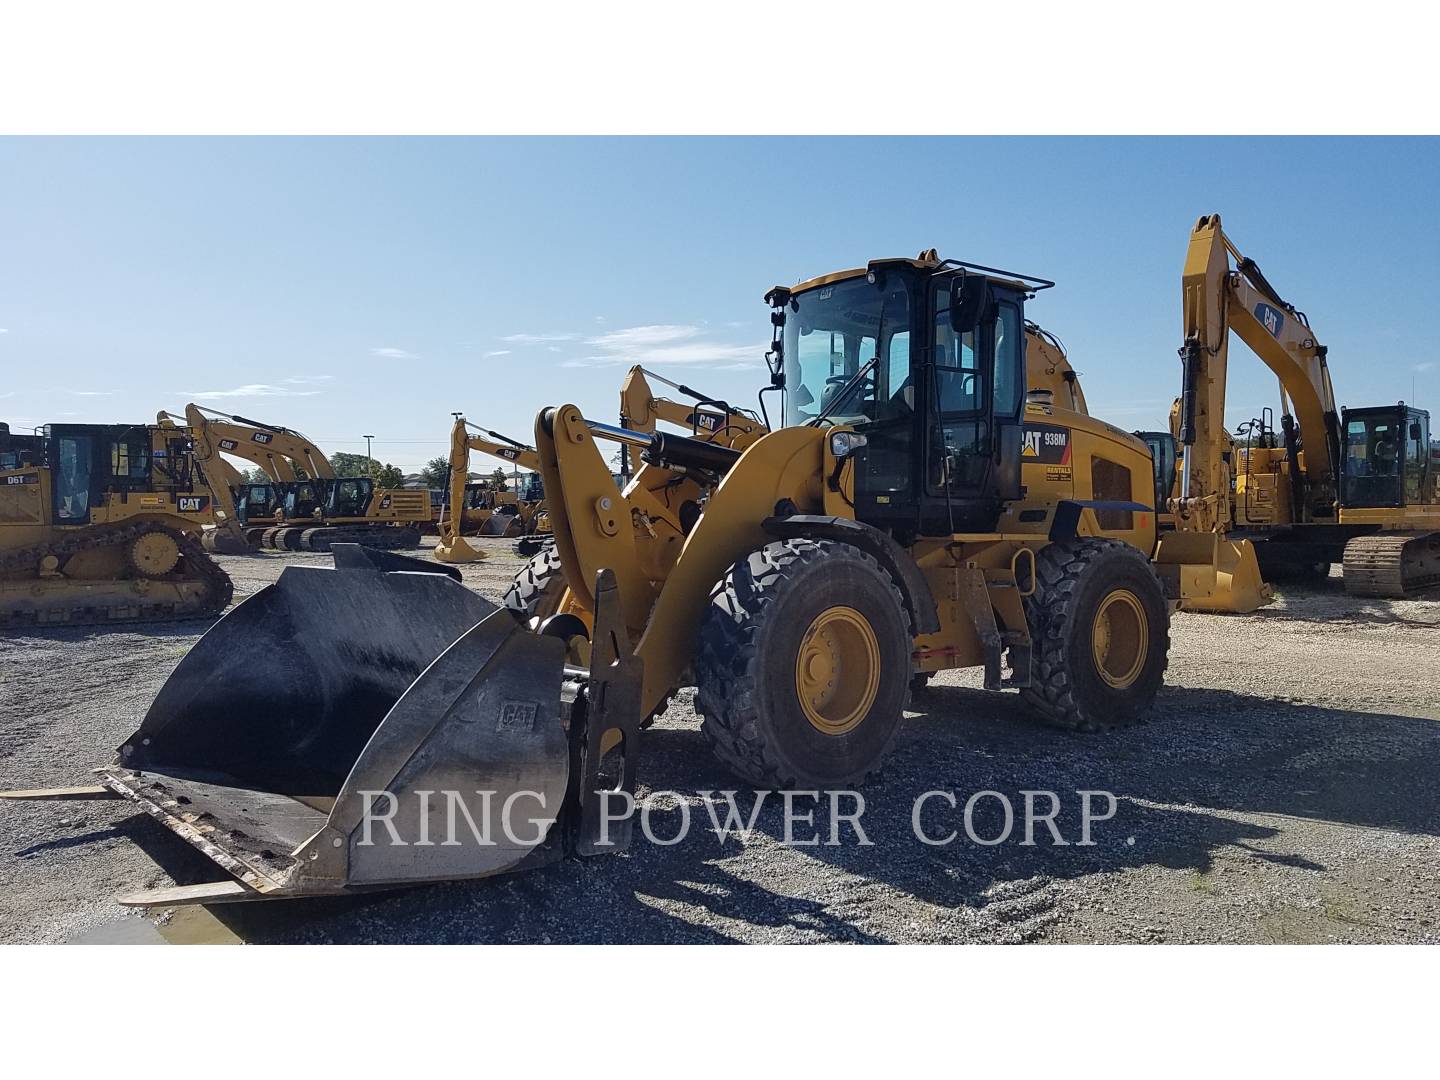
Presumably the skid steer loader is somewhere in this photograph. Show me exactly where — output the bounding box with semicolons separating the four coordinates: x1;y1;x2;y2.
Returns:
8;250;1224;906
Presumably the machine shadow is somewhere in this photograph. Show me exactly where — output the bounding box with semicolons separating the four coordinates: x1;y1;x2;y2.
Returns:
111;682;1439;944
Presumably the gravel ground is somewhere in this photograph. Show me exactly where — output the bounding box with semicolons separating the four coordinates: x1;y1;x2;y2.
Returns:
2;540;1437;945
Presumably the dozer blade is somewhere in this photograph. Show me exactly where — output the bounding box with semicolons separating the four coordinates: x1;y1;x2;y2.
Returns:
87;543;576;902
1154;531;1274;614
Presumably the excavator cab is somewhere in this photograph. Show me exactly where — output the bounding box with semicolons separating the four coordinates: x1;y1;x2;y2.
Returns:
1341;405;1431;509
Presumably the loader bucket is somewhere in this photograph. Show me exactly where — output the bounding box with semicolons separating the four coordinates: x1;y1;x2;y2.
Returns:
100;544;573;902
1154;531;1274;613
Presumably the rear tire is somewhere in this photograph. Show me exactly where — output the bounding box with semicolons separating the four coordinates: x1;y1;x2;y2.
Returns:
695;538;912;789
1021;538;1169;732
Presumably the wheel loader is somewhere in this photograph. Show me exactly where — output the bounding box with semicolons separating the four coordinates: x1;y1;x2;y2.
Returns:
0;420;233;628
8;249;1239;906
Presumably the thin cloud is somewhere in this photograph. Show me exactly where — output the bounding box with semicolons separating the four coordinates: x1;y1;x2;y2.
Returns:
0;392;13;400
60;389;114;397
0;328;8;334
284;375;335;385
372;347;420;361
1413;361;1436;373
187;384;322;399
483;349;512;358
567;323;763;369
500;332;580;344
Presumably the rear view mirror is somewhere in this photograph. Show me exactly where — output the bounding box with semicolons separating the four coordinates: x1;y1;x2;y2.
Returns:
950;275;992;333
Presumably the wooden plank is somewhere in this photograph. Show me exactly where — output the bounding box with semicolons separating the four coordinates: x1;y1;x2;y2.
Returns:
0;785;117;800
115;881;255;907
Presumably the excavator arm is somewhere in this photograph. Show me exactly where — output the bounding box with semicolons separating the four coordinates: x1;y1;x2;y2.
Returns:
435;417;545;561
617;366;766;474
1176;213;1341;530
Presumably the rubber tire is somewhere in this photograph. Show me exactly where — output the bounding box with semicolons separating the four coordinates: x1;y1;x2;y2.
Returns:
695;538;913;789
1021;537;1170;732
503;544;567;625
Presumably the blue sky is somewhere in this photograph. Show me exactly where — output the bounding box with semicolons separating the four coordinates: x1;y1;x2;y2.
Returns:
1;137;1436;472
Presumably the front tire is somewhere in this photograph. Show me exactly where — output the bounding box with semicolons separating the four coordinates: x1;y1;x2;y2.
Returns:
695;538;913;788
1021;538;1169;731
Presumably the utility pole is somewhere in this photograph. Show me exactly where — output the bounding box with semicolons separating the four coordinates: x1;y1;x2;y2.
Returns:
364;434;375;478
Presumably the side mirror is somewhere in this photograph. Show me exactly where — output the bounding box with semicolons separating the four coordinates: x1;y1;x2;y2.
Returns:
950;275;992;333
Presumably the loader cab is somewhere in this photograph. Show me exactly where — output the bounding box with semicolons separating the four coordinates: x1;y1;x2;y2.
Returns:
778;260;1032;537
1341;405;1431;509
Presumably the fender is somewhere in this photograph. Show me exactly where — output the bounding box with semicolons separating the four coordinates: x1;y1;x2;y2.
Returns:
761;514;941;635
1048;499;1153;541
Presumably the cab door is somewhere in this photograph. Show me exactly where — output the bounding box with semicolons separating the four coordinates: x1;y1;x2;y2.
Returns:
52;432;97;524
919;276;1026;534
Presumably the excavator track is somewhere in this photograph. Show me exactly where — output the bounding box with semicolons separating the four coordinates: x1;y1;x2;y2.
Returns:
254;525;422;552
1342;531;1440;598
0;521;234;630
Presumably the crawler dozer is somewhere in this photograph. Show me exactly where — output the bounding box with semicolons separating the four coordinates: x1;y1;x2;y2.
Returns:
10;250;1240;905
0;421;233;628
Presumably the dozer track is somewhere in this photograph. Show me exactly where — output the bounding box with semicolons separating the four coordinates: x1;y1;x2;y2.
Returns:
254;524;421;552
1342;532;1440;598
0;521;233;630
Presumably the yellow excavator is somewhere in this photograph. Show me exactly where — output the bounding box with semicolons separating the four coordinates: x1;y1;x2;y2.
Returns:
1169;214;1440;601
1;420;233;628
164;405;430;552
433;417;546;563
8;247;1247;905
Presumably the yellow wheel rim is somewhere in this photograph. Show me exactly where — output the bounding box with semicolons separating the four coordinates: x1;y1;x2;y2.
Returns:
795;606;881;735
1092;588;1148;689
131;531;181;577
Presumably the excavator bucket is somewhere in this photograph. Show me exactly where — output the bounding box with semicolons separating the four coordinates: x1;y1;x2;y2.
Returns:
1154;531;1274;613
59;545;604;904
478;510;525;537
433;533;487;563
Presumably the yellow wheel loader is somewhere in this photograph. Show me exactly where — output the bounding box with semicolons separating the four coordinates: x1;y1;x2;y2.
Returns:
0;421;233;628
6;250;1212;906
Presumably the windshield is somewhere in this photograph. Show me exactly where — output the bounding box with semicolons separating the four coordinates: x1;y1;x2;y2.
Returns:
783;273;913;428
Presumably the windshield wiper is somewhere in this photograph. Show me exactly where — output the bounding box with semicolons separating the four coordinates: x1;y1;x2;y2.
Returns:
807;354;879;427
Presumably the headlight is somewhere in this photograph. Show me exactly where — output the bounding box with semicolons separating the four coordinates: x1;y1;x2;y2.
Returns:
829;431;868;458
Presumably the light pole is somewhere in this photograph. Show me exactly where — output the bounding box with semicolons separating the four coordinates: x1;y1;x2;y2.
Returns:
364;434;375;478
